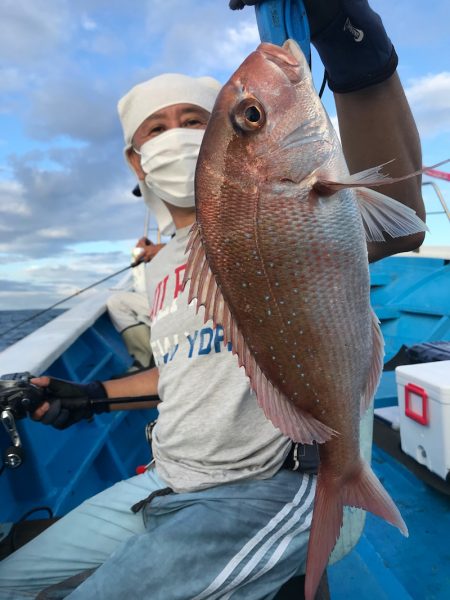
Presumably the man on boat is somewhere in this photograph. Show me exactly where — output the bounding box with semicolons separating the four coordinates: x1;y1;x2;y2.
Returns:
106;234;165;372
105;185;166;373
0;1;425;598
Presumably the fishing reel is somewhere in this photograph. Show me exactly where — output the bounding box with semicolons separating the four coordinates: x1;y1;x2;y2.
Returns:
0;372;44;469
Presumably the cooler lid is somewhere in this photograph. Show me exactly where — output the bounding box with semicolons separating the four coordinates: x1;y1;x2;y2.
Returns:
395;361;450;403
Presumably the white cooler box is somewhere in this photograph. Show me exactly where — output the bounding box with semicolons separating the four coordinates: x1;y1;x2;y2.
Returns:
396;360;450;480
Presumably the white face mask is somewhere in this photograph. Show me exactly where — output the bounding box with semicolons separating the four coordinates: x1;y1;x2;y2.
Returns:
138;128;204;208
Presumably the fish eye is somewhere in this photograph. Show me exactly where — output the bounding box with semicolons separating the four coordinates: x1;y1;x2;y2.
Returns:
245;106;261;122
233;98;266;133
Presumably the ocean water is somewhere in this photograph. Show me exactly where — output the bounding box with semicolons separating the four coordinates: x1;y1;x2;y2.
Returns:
0;309;66;353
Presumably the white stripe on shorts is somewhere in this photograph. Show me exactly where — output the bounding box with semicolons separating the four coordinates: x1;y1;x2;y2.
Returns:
221;504;314;599
192;474;315;600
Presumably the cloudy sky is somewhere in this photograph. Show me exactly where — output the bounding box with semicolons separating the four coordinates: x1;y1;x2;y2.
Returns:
0;0;449;310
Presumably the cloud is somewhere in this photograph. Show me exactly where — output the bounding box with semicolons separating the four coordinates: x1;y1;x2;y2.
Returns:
0;68;26;96
0;140;147;259
373;0;450;49
24;253;130;287
405;72;450;137
0;247;134;311
0;0;259;273
80;34;126;57
0;0;260;309
1;0;447;310
26;76;121;143
142;1;258;79
0;279;48;292
0;180;30;216
0;0;69;64
81;14;98;31
215;22;260;68
37;228;72;239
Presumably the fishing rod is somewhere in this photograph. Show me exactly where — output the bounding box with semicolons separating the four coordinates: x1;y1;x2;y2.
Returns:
0;373;159;469
0;262;140;341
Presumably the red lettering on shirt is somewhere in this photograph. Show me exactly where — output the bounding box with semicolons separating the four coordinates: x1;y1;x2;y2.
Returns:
150;275;169;320
174;263;187;299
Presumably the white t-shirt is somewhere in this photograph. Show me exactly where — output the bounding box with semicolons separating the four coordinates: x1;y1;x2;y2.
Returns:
146;224;290;493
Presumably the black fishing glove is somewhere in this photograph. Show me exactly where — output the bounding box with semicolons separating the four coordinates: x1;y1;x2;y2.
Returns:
38;378;109;430
229;0;398;93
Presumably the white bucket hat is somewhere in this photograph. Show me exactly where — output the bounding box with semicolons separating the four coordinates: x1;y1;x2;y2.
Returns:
118;73;221;235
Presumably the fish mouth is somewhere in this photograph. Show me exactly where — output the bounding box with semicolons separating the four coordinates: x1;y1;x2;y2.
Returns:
258;39;309;83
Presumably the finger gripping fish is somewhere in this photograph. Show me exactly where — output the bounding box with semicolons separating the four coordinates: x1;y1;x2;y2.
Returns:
184;39;426;600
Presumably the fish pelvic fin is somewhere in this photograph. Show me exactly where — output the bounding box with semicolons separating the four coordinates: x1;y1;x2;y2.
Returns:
360;309;384;416
312;162;431;242
304;460;408;600
183;223;337;444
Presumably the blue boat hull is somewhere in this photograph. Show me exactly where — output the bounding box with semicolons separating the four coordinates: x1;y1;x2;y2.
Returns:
0;312;157;522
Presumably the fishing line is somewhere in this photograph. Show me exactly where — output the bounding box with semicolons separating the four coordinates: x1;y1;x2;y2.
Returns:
0;262;140;341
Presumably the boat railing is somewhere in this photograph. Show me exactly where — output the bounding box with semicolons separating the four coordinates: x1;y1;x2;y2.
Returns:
422;181;450;222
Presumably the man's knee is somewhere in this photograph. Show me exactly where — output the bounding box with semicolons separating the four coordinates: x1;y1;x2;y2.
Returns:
106;291;129;314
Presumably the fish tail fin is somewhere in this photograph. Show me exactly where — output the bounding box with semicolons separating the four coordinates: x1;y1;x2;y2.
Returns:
304;460;408;600
342;461;408;535
304;475;344;600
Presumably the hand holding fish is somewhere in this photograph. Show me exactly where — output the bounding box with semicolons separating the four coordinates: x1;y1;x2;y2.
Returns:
230;0;398;92
230;0;339;35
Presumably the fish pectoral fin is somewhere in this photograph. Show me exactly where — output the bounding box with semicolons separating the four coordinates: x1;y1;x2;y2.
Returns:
360;309;384;416
313;158;450;196
313;162;437;241
354;187;428;242
314;160;395;194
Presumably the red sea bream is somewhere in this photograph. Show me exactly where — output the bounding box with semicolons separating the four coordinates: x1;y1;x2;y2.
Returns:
184;40;427;600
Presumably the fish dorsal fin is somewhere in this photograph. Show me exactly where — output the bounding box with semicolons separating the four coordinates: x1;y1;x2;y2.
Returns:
360;310;384;415
183;223;337;444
